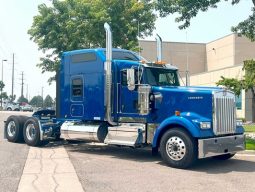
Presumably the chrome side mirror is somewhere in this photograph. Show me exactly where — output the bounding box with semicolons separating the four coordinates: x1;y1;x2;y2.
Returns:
127;68;135;91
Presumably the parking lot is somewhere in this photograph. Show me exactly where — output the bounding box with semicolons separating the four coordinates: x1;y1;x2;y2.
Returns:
1;111;255;192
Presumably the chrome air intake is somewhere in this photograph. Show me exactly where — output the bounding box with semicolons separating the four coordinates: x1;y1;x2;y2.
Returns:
213;90;236;135
104;23;116;125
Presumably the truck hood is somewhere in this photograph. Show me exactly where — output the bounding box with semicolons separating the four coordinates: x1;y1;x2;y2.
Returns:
150;86;219;122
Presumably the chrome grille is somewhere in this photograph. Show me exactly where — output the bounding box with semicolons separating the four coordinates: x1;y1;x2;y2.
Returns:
213;91;236;135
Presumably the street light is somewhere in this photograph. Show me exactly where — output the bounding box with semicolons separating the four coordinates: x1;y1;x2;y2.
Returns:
1;59;8;109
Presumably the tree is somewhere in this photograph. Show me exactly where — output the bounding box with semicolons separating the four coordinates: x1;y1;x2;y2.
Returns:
44;95;53;108
29;96;43;107
156;0;255;41
28;0;156;82
0;81;4;92
0;92;8;100
0;81;6;108
9;95;16;102
18;95;29;104
217;59;255;121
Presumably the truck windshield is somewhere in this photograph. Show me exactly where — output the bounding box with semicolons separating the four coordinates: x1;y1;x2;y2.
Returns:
144;67;180;86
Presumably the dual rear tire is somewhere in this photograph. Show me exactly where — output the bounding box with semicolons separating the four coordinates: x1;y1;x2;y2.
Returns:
5;116;45;146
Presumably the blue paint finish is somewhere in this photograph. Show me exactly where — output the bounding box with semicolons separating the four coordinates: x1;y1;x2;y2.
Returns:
152;115;199;148
56;47;244;147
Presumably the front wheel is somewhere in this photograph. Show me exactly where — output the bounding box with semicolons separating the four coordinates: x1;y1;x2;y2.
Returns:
160;128;197;169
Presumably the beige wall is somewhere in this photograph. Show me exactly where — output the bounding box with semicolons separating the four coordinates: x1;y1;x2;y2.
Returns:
139;40;206;75
206;34;235;71
235;35;255;65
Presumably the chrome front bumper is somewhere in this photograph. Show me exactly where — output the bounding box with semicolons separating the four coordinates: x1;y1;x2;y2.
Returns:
198;134;245;159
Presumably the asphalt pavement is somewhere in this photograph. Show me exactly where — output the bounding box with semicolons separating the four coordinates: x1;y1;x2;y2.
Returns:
1;111;255;192
0;111;31;192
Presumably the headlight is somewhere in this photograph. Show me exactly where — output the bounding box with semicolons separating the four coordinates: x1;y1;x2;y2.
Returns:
236;120;243;127
200;122;211;129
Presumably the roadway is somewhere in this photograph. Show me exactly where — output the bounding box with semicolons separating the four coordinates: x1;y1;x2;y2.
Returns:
1;111;255;192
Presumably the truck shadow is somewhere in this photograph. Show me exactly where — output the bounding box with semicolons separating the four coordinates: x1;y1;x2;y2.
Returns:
45;140;255;173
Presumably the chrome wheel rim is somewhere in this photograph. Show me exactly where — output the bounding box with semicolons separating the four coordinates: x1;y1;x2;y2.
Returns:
7;121;16;137
166;136;186;161
26;123;36;141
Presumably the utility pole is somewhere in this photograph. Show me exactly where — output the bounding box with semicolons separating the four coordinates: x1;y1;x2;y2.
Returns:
20;71;24;98
26;84;28;100
41;86;44;108
11;53;14;101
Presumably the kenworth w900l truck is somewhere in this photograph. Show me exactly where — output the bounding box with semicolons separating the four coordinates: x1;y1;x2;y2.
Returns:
4;23;245;168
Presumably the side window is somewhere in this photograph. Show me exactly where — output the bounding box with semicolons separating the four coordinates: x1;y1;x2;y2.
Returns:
71;52;97;63
121;70;127;86
72;78;83;97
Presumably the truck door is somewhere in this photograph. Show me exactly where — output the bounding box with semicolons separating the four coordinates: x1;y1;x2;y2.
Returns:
70;76;84;117
119;69;139;115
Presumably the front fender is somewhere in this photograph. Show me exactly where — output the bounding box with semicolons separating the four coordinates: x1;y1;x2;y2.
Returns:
152;116;200;148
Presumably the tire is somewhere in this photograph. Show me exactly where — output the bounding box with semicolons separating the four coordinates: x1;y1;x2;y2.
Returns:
7;107;12;111
213;153;236;160
160;128;197;169
23;117;43;146
5;116;24;142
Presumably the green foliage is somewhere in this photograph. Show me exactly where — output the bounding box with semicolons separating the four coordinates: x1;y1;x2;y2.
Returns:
9;95;16;102
246;138;255;150
242;59;255;92
217;59;255;96
244;125;255;132
232;7;255;41
30;95;43;107
28;0;156;82
18;95;29;104
0;81;5;91
0;92;8;100
156;0;255;41
44;95;53;108
216;76;242;96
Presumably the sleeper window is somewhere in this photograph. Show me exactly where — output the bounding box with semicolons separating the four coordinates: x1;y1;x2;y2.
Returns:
72;78;83;97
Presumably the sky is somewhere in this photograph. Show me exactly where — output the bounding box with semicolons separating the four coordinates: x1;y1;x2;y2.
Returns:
0;0;253;100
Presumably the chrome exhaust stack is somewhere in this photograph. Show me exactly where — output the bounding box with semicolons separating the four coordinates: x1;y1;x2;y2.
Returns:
104;23;116;126
155;34;162;62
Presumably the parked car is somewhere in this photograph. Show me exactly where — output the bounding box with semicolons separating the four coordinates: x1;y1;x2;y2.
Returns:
3;102;20;111
21;104;33;112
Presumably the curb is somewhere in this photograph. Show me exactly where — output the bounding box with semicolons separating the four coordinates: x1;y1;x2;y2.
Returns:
237;150;255;156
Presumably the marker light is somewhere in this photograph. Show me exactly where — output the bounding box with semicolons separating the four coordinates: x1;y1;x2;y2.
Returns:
155;61;166;65
200;122;211;129
175;111;181;116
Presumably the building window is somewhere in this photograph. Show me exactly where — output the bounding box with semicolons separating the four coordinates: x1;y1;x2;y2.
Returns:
72;78;83;97
236;94;242;110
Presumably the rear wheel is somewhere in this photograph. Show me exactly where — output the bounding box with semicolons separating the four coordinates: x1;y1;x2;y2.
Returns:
5;116;23;142
160;128;197;169
23;117;44;146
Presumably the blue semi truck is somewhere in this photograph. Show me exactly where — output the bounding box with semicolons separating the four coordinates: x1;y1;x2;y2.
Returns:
4;23;245;168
